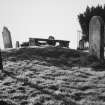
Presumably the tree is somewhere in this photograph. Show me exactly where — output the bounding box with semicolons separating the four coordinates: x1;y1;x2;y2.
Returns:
78;5;105;42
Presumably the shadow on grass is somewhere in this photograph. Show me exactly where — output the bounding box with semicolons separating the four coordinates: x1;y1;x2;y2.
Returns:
0;100;16;105
2;47;105;70
91;60;105;71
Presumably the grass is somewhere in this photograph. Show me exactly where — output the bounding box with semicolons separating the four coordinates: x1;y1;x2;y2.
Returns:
1;47;101;68
0;47;105;105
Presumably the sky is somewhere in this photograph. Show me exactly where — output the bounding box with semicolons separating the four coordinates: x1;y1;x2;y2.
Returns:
0;0;105;49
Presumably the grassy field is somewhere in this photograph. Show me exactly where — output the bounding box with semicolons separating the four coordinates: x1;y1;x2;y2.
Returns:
0;47;105;105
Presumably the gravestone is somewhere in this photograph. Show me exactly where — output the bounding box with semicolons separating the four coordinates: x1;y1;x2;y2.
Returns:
89;16;104;60
79;39;85;49
2;27;13;48
16;41;19;48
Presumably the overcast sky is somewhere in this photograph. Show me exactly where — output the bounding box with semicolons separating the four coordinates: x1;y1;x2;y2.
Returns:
0;0;104;49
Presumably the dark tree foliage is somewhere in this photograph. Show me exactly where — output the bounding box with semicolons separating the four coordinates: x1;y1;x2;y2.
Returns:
78;5;105;41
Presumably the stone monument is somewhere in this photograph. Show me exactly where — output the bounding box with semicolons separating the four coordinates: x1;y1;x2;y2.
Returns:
16;41;19;48
2;27;13;48
89;16;104;60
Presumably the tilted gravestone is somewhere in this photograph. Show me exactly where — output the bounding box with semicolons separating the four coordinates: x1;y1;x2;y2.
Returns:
89;16;104;60
2;27;13;48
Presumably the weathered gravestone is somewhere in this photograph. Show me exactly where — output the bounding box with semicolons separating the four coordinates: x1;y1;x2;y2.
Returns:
16;41;19;48
89;16;104;61
2;27;13;48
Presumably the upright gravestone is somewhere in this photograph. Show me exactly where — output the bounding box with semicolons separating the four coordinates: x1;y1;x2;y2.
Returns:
2;27;13;48
89;16;104;60
16;41;19;48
